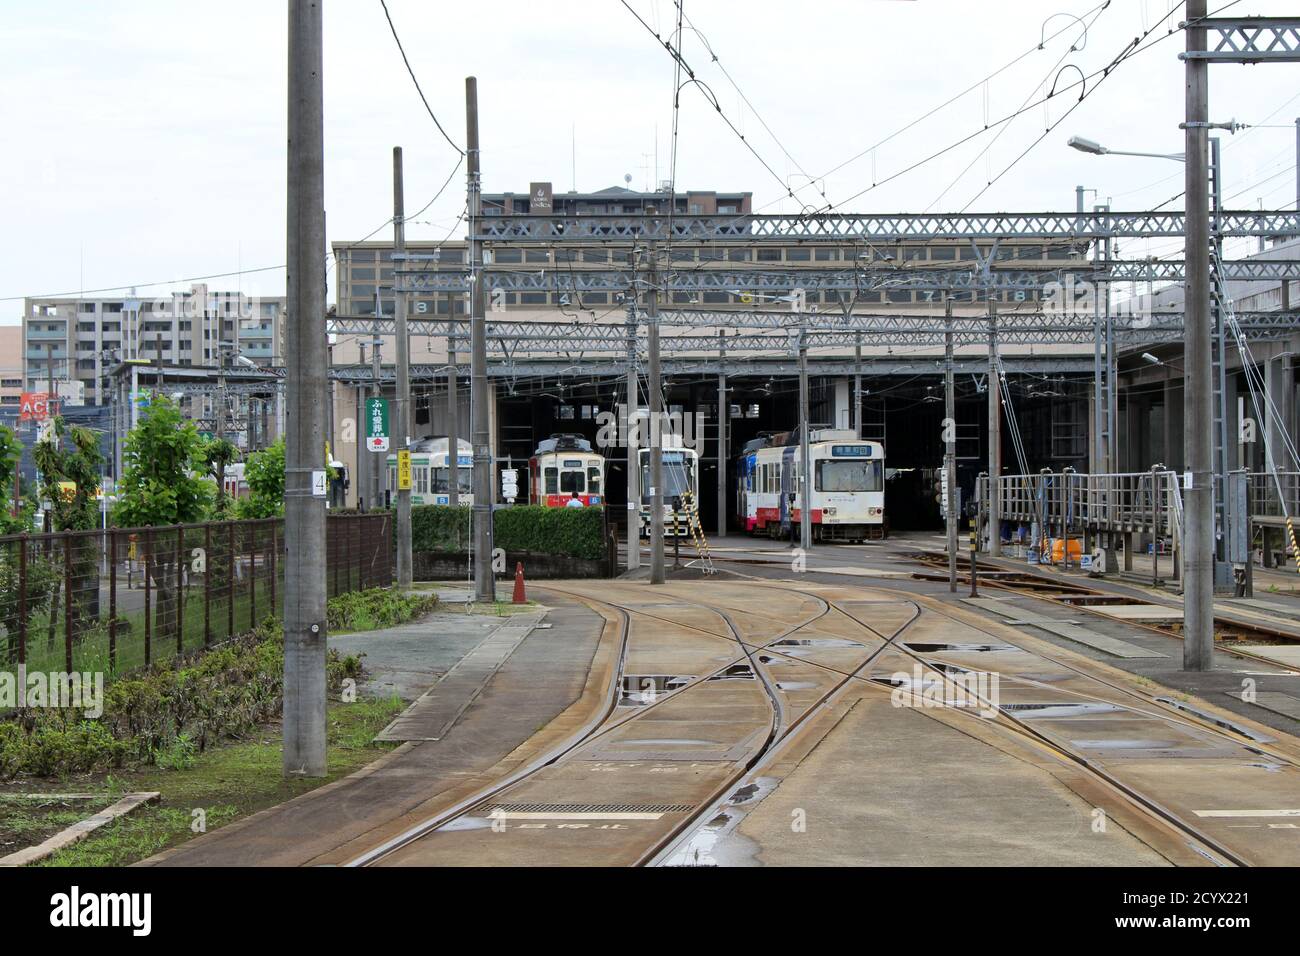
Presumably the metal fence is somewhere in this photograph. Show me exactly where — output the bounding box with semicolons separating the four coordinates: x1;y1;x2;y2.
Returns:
1246;471;1300;526
984;469;1183;544
0;513;392;677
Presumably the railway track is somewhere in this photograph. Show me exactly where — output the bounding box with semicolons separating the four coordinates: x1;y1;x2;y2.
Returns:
345;581;862;866
339;576;1300;866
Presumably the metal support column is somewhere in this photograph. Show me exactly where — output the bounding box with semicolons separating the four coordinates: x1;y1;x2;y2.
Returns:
392;146;412;588
466;76;494;603
1183;0;1214;671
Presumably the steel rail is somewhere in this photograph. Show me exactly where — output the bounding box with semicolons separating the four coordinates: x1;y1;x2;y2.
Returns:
345;584;829;866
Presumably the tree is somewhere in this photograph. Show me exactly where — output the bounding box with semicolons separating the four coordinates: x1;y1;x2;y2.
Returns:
203;437;240;518
237;438;285;519
0;424;29;536
113;394;213;528
33;418;103;533
31;418;106;649
112;395;213;642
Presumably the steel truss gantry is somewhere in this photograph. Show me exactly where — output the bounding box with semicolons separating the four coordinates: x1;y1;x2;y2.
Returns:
390;258;1300;295
1183;16;1300;62
466;209;1300;242
327;308;1299;353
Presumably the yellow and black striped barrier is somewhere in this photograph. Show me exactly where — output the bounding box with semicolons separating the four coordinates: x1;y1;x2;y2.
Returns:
1287;515;1300;575
679;490;715;575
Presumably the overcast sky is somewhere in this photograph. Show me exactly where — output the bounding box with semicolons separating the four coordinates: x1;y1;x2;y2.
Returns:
2;0;1297;323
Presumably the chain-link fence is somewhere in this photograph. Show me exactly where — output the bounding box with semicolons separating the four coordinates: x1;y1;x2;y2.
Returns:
0;513;392;679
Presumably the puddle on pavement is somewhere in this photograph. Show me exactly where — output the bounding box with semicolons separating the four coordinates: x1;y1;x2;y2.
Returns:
1001;702;1126;718
662;778;777;866
623;738;718;746
903;642;1021;653
618;674;693;707
1070;738;1184;750
708;664;756;680
773;638;866;649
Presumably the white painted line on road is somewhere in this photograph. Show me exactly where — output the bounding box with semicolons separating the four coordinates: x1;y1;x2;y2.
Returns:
1193;808;1300;818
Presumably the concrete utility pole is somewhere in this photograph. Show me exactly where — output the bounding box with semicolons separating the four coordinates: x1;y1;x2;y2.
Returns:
466;77;495;603
1183;0;1214;671
987;300;1001;557
853;333;862;439
625;299;640;569
648;245;665;584
357;340;367;509
370;332;382;510
945;296;958;592
216;348;226;444
283;0;327;778
717;330;727;539
447;300;459;507
798;319;812;553
392;146;412;589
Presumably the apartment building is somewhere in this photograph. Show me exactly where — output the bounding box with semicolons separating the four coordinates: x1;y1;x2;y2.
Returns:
0;326;22;412
22;284;285;405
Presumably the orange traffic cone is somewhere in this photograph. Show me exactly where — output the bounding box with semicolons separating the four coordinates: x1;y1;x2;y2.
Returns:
512;562;527;604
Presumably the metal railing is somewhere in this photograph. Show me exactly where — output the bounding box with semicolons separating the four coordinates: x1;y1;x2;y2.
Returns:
980;469;1183;548
1246;471;1300;525
0;513;391;677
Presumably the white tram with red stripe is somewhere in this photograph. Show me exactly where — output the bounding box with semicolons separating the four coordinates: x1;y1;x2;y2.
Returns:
736;429;885;542
529;434;605;508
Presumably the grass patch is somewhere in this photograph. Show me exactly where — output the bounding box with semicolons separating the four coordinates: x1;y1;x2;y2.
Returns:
0;795;115;858
327;589;437;634
31;696;403;867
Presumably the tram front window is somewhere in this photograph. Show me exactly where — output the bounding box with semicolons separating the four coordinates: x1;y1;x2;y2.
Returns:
560;470;585;494
641;452;695;503
432;468;474;495
815;459;882;492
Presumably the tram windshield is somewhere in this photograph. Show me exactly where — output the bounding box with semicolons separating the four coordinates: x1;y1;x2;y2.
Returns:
815;459;883;492
640;451;695;503
431;468;474;495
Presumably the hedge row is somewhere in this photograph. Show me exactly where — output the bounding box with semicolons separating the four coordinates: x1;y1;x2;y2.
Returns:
411;505;606;560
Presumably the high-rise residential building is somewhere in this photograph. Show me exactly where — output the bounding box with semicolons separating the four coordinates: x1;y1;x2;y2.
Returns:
22;284;285;405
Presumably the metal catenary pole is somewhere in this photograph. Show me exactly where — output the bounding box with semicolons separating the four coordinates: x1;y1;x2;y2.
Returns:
393;146;412;589
1183;0;1214;671
370;299;382;511
717;329;727;539
987;300;1001;557
466;77;495;602
945;295;958;592
648;243;665;585
799;317;812;553
283;0;328;776
625;298;640;569
447;294;460;507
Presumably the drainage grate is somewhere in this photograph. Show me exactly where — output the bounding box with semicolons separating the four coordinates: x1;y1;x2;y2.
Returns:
479;803;694;814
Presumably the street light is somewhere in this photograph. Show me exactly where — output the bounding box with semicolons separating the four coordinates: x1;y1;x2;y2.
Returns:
1067;135;1184;162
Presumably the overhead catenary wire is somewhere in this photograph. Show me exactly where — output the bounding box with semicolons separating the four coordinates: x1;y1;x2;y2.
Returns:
377;0;465;157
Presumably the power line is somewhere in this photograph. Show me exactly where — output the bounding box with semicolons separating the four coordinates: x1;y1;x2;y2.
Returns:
957;0;1197;212
676;3;820;205
619;0;792;199
821;1;1200;213
378;0;464;157
0;265;286;303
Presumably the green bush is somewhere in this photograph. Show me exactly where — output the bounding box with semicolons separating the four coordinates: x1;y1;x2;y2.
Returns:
411;504;470;552
327;589;438;632
412;504;606;560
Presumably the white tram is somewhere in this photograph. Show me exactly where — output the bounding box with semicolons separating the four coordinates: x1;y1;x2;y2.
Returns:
737;429;885;542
